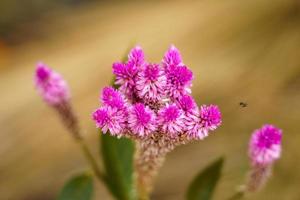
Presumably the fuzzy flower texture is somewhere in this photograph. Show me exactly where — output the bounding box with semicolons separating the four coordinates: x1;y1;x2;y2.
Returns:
246;124;282;192
35;63;70;105
249;124;282;166
92;45;222;142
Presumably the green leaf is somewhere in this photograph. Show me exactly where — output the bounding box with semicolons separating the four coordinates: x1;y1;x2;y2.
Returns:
186;157;224;200
100;133;135;200
100;43;136;199
58;173;93;200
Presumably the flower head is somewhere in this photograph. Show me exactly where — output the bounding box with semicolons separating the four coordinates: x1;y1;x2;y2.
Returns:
165;65;193;99
128;103;157;137
92;107;127;137
199;105;222;130
113;61;138;99
90;45;224;198
186;105;221;140
35;62;70;105
162;45;183;69
158;104;184;138
249;124;282;166
93;45;221;142
101;86;125;109
136;64;166;104
128;46;145;68
178;95;197;112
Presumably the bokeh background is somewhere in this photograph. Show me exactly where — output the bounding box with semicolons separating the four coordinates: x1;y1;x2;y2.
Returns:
1;0;300;199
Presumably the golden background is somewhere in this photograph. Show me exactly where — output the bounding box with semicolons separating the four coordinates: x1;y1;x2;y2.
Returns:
0;0;299;199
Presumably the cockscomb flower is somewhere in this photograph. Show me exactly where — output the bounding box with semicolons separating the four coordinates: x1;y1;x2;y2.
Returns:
158;104;184;138
35;63;70;105
92;45;222;196
165;65;193;99
128;46;145;68
178;95;199;133
34;63;82;139
186;105;221;140
244;124;282;192
249;124;282;166
128;103;157;137
113;61;138;99
136;64;167;104
199;105;222;131
162;45;183;69
101;86;125;109
94;45;221;141
92;107;127;137
178;95;198;113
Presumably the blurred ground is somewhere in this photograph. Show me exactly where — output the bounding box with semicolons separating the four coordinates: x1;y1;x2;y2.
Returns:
0;0;300;199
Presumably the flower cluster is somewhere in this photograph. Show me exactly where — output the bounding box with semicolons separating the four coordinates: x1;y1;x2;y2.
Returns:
92;45;222;142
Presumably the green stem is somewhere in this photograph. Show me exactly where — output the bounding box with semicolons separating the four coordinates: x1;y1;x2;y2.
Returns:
75;137;105;182
56;103;105;182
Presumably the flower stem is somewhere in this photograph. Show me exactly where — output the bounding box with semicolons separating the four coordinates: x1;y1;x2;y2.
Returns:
75;136;105;182
55;102;105;182
134;138;169;200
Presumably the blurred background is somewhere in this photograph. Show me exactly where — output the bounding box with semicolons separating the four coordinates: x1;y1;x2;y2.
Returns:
0;0;300;199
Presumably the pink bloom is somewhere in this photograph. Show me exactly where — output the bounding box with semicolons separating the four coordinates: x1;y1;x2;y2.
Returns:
128;103;157;137
35;62;70;105
165;65;193;99
113;61;138;99
92;107;127;137
128;46;145;68
186;105;221;140
249;125;282;166
135;64;166;104
92;45;222;141
162;45;183;69
186;121;204;140
101;86;125;109
177;95;202;139
199;105;221;131
177;95;197;112
158;104;184;138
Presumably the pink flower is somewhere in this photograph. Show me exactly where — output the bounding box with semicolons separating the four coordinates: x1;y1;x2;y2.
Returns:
128;46;145;68
162;45;183;69
158;104;184;138
249;124;282;166
35;62;70;105
113;61;138;99
199;105;222;131
92;45;222;141
101;86;125;109
135;64;166;104
162;46;193;99
186;105;221;140
177;95;197;112
128;103;157;137
92;107;127;137
89;45;224;196
165;65;193;99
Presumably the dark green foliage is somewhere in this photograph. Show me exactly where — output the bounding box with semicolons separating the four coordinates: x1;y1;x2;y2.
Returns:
58;173;93;200
186;157;224;200
100;133;135;200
